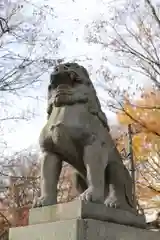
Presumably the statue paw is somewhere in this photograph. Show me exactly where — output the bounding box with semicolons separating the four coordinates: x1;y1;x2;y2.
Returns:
104;196;120;209
79;186;104;203
32;196;57;208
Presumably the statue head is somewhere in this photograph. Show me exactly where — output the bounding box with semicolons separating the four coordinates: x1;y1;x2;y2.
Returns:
47;62;110;131
50;62;91;88
47;62;92;108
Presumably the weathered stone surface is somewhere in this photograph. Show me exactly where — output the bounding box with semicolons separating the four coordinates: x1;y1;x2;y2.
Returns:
9;219;78;240
84;219;160;240
33;62;141;221
29;200;146;229
29;200;81;225
9;218;160;240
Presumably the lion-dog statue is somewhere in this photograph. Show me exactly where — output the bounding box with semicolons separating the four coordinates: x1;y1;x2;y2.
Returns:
33;62;136;214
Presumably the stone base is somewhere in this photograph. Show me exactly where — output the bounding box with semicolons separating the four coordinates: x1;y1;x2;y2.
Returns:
9;200;160;240
10;218;160;240
28;200;146;229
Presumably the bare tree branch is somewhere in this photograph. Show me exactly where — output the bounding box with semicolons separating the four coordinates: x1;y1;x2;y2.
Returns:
145;0;160;28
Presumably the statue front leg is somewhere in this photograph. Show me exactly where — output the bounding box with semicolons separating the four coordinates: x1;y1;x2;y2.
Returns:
80;140;108;203
104;183;121;208
33;151;62;208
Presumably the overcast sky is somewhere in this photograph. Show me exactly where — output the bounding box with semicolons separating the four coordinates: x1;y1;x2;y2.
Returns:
2;0;150;154
0;0;116;154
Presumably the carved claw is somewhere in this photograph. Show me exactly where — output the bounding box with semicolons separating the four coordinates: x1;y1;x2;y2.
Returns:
79;186;104;203
32;196;57;208
104;196;120;209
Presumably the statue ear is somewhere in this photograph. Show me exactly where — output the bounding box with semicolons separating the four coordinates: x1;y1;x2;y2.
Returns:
73;75;90;86
74;75;82;83
78;66;91;85
82;67;90;79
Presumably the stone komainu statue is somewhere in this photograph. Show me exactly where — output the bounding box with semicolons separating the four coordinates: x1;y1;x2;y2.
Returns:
33;62;136;214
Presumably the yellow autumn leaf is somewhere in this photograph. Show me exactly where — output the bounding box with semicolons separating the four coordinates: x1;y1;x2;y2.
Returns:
116;88;160;160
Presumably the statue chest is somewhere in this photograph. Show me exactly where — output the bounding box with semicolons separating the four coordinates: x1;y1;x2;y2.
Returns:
48;104;92;129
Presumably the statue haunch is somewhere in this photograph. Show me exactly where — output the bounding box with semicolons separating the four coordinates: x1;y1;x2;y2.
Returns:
32;62;136;214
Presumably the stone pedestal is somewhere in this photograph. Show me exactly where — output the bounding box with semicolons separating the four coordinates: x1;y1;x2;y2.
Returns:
9;200;160;240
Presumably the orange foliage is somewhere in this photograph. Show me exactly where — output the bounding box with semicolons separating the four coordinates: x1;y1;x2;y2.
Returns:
116;88;160;212
117;88;160;160
14;207;29;227
0;163;76;236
